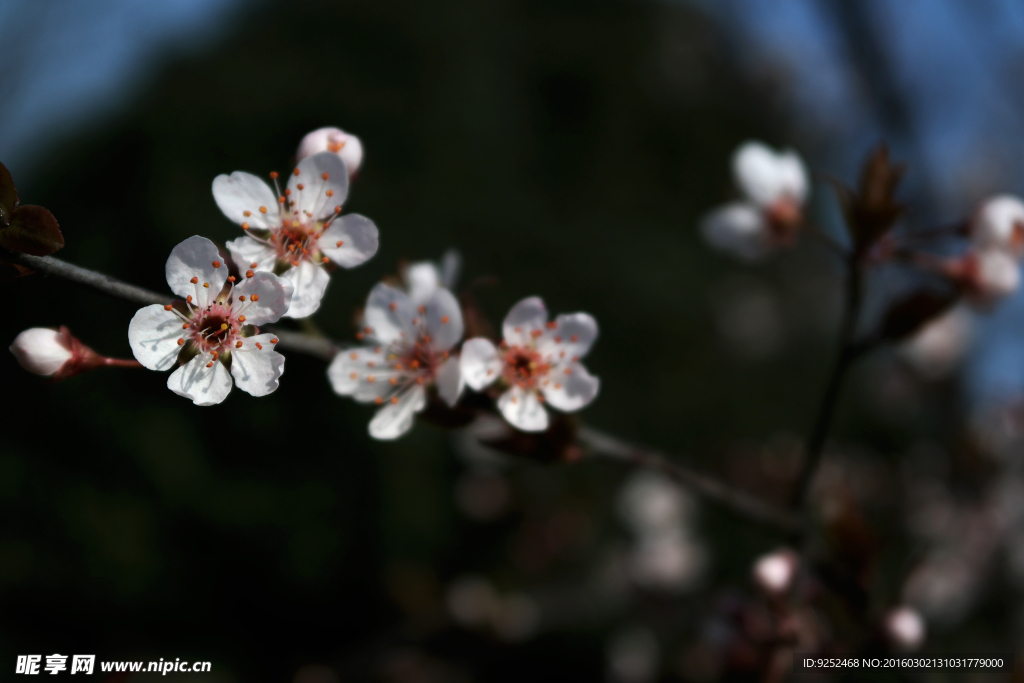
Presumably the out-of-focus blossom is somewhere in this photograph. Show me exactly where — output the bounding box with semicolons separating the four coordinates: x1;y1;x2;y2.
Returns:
128;236;292;406
751;549;798;596
883;606;926;651
405;250;461;304
327;283;464;439
214;152;379;318
898;305;974;379
971;194;1024;259
461;297;599;432
10;327;73;376
445;576;540;642
618;471;692;536
607;626;660;683
296;127;363;178
701;141;808;261
957;249;1021;307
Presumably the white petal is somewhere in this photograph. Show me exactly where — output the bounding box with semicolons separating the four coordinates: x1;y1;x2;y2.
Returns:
440;249;461;289
10;328;73;376
326;346;395;402
460;338;502;391
230;334;285;397
538;312;597;360
502;296;548;346
281;261;330;318
973;194;1024;256
287;152;349;221
165;235;229;301
212;171;279;229
167;355;233;406
497;386;549;432
425;287;464;352
972;249;1021;304
296;127;363;177
368;384;427;440
733;141;806;208
128;304;183;371
319;214;379;268
364;283;417;344
225;235;277;273
406;262;442;304
542;362;600;412
700;202;768;261
435;356;464;407
233;271;293;326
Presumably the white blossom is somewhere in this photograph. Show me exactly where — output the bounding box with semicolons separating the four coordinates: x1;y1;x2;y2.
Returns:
327;283;464;439
213;152;378;318
296;127;364;178
752;549;798;595
128;236;293;406
404;249;461;304
460;297;600;432
701;141;808;260
899;305;974;379
963;249;1020;307
9;328;73;376
971;194;1024;259
883;606;926;651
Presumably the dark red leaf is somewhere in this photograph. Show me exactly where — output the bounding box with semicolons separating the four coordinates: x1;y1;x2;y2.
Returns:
0;205;64;256
0;257;34;281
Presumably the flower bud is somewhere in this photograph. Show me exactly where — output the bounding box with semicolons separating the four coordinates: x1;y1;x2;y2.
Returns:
972;194;1024;259
751;548;798;596
883;606;925;651
296;127;363;177
10;327;73;376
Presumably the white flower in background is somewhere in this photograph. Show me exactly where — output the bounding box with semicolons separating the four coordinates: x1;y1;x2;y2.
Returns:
10;328;72;376
701;141;809;261
460;297;600;432
128;236;293;406
213;152;379;318
960;249;1021;307
971;194;1024;259
899;305;974;379
883;606;926;651
327;283;464;439
404;249;461;304
751;549;798;596
296;127;364;178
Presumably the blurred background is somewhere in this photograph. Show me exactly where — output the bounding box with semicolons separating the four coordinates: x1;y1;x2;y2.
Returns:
3;0;1024;680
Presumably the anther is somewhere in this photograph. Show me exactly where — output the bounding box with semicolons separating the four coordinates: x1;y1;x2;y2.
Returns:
321;172;329;180
564;368;572;375
220;323;228;331
177;338;185;346
269;171;279;179
243;210;252;217
367;375;376;382
441;316;450;324
228;276;236;282
212;260;221;268
293;168;301;176
190;277;199;284
335;240;344;247
326;189;334;197
530;329;542;338
321;256;330;263
182;324;189;329
236;341;243;348
270;338;278;344
334;206;342;213
206;361;214;368
374;397;384;405
291;259;299;267
250;294;259;302
554;336;562;343
570;335;579;342
203;282;210;288
546;321;557;329
284;189;292;196
389;378;398;385
349;352;358;360
250;262;258;268
296;184;304;191
186;295;193;303
164;304;173;311
278;196;286;204
390;396;399;404
239;295;246;302
245;270;254;278
418;305;426;314
259;206;267;214
349;372;357;380
389;302;397;311
238;315;246;322
241;222;250;230
255;342;262;350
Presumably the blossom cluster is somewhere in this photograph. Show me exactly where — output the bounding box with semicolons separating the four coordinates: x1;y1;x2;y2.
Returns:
10;128;600;439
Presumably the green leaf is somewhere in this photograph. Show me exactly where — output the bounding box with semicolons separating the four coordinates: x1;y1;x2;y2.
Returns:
0;162;17;227
0;205;64;256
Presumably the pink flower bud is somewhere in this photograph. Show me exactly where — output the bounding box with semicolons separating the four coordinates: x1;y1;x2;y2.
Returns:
972;194;1024;259
10;327;73;376
296;127;363;178
752;549;798;595
883;606;925;651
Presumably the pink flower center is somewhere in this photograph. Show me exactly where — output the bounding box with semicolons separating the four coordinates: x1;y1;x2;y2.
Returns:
502;346;551;389
186;302;242;354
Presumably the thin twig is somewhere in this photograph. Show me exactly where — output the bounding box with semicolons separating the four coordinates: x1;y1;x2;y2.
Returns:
579;426;803;533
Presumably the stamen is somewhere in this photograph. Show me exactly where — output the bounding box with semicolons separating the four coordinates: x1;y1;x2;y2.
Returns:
270;171;279;179
284;188;292;196
238;315;246;322
293;168;301;176
321;172;329;180
297;183;304;190
441;316;450;324
228;276;236;282
390;396;399;404
326;189;334;197
278;196;286;204
241;223;250;230
245;270;255;278
546;321;557;329
182;324;189;329
389;302;397;311
164;304;173;311
243;210;252;217
236;341;243;348
203;282;210;288
259;206;268;214
206;361;214;368
350;372;357;380
374;397;384;405
177;338;185;346
220;323;228;331
389;378;398;385
186;295;193;303
530;329;542;338
190;277;198;284
212;261;221;268
367;375;376;382
239;295;246;302
270;338;278;344
255;342;262;350
336;240;344;247
250;294;259;302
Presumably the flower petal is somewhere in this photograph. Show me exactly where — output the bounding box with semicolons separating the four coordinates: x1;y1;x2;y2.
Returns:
425;287;464;352
542;362;600;412
167;355;233;406
538;312;597;360
281;260;330;318
440;249;461;289
502;296;548;346
10;328;73;376
973;194;1024;256
435;356;464;407
165;235;228;301
319;214;379;268
460;338;502;391
368;384;427;440
233;271;293;326
700;202;768;261
296;127;364;177
327;346;395;402
287;152;349;222
230;333;285;397
405;261;441;304
212;171;279;229
364;283;417;344
497;385;549;432
226;235;277;273
128;304;184;371
733;141;806;208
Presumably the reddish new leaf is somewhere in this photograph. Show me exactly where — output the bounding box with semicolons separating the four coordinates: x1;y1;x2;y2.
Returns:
0;258;34;281
0;205;64;256
838;144;908;258
0;162;17;227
